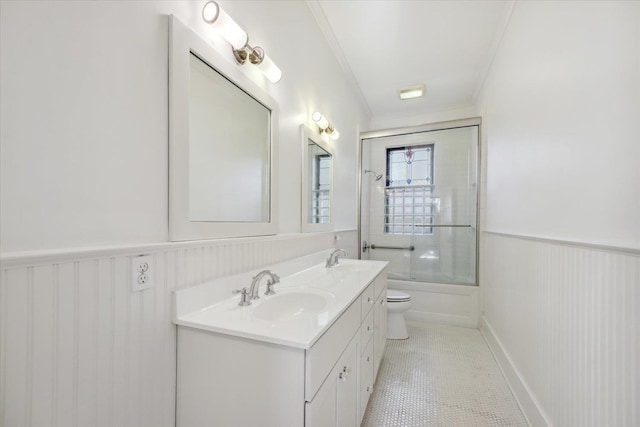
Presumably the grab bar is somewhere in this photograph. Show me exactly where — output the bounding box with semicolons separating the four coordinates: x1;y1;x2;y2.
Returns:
415;224;472;228
370;244;415;251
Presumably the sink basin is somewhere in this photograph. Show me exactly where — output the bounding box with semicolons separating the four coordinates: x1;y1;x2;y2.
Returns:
253;290;335;323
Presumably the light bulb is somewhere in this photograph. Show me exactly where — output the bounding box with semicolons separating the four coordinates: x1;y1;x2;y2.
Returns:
202;1;219;22
312;112;329;130
202;1;248;50
329;129;340;141
255;53;282;83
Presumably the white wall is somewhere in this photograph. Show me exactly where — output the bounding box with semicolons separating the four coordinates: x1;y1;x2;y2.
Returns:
0;0;367;253
0;1;366;426
368;104;478;132
478;2;640;426
480;1;640;248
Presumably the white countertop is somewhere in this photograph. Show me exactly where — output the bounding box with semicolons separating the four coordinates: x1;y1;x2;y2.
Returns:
174;258;388;349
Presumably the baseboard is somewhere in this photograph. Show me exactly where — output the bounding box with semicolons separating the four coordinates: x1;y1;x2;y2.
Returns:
480;316;551;427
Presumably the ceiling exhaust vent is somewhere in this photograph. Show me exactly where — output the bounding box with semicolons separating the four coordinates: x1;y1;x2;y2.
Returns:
399;84;425;100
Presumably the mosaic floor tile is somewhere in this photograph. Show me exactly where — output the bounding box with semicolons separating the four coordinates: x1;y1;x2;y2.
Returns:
362;321;528;427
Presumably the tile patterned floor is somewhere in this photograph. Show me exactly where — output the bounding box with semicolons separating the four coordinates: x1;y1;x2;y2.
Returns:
362;321;529;427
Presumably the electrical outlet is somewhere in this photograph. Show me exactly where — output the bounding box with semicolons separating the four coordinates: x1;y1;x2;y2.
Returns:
132;255;153;292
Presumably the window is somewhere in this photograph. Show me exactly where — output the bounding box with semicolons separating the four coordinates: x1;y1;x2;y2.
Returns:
384;144;434;235
311;154;331;223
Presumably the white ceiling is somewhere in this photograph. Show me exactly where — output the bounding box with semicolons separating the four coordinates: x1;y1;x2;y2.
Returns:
310;0;513;119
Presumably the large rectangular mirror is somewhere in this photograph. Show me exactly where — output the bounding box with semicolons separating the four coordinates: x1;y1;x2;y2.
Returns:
301;126;333;232
188;53;270;222
169;15;278;240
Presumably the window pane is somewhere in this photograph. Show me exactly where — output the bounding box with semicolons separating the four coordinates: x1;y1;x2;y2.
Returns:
384;143;434;235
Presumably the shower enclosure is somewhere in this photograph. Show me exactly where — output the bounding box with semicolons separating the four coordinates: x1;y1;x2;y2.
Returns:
359;119;479;286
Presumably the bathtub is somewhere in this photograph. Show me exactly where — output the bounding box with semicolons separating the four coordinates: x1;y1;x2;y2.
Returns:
387;278;479;328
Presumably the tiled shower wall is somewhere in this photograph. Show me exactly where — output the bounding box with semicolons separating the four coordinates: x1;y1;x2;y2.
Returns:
0;232;343;427
481;232;639;427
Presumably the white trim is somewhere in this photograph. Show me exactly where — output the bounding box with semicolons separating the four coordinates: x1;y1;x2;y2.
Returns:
301;125;334;233
304;0;373;117
483;230;640;256
361;117;482;140
472;0;516;102
0;232;338;270
169;15;279;241
481;316;550;427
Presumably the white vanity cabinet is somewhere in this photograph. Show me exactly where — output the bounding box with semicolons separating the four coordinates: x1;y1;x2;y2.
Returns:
305;272;387;427
175;261;387;427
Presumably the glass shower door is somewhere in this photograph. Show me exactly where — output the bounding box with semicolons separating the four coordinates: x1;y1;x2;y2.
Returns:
360;125;478;285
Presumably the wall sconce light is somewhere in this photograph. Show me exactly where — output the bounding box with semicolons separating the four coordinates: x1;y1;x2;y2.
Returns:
312;112;340;141
202;1;282;83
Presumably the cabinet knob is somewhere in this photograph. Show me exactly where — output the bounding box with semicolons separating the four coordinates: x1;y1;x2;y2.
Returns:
338;365;350;381
366;356;371;362
367;325;373;332
368;297;374;303
366;386;372;393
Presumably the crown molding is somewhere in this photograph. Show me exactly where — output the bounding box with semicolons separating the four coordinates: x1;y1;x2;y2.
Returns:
305;0;373;118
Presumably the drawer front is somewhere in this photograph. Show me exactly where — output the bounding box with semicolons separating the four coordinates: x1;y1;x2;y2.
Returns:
359;338;374;423
360;282;376;319
360;308;375;355
305;300;360;401
374;288;387;380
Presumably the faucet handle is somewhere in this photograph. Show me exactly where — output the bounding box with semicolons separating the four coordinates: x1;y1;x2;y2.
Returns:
232;287;252;306
264;279;276;296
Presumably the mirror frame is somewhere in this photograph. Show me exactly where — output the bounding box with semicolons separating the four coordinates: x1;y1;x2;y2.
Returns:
301;125;334;232
169;15;279;241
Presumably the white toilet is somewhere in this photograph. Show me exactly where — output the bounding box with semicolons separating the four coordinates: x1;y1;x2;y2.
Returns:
386;289;411;339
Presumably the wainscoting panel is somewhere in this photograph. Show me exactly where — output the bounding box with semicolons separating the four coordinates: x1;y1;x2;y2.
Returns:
0;232;338;427
481;232;639;427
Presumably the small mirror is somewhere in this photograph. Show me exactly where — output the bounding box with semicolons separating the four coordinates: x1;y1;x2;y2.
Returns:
301;126;333;232
169;16;278;241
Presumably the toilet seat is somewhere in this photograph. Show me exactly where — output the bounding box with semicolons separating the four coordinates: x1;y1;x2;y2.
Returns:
387;289;411;302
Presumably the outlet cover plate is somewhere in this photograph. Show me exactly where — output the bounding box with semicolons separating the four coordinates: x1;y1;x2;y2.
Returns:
132;255;153;292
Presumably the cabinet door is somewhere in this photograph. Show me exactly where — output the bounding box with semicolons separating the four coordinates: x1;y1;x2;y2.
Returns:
336;336;359;427
305;370;337;427
306;336;359;427
359;338;374;424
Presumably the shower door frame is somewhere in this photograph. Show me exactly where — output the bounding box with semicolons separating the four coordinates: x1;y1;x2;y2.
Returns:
357;117;482;286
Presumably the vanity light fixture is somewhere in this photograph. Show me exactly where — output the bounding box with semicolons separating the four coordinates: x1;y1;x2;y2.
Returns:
312;112;340;141
202;1;282;83
399;84;425;100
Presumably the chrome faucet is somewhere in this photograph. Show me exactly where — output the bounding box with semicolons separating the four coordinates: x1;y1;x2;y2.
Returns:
248;270;280;300
326;249;347;268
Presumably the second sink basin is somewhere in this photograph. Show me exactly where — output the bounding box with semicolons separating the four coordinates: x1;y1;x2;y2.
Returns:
252;290;335;323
